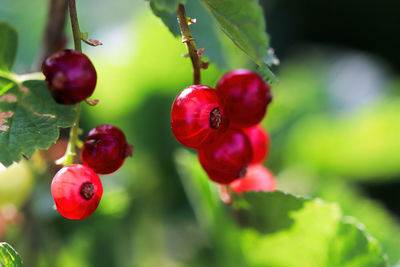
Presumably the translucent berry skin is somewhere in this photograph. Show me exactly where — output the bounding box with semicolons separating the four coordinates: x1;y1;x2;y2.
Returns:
230;164;276;194
244;125;270;164
81;124;132;175
51;164;103;220
198;128;253;184
216;69;272;128
42;49;97;105
171;85;227;149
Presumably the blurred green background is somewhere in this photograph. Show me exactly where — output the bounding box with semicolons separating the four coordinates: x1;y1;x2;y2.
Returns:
0;0;399;266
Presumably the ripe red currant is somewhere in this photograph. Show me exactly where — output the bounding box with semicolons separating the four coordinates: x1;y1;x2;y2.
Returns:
81;124;133;175
244;125;270;164
198;128;253;184
216;69;272;128
51;164;103;220
171;85;227;149
42;49;97;105
230;164;276;194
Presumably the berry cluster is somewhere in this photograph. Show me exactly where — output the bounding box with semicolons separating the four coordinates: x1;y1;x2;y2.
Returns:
43;50;133;220
171;69;276;193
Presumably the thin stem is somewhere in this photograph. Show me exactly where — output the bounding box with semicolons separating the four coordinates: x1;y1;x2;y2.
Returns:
57;104;81;165
177;4;201;84
57;0;83;166
68;0;82;52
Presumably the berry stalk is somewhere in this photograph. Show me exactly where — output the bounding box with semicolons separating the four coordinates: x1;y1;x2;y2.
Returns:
57;0;83;166
177;4;201;85
68;0;82;52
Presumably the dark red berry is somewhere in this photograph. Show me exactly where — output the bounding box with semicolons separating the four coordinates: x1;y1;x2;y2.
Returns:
51;164;103;220
171;85;228;149
230;164;276;194
198;128;252;184
216;69;272;128
244;125;270;164
81;124;133;175
42;49;97;105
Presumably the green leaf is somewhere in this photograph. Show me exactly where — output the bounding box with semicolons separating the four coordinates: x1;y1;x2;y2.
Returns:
0;79;76;167
149;2;181;36
258;64;277;84
0;77;15;97
329;217;388;267
317;180;400;265
148;0;276;75
186;0;230;67
0;242;23;267
232;191;306;234
200;0;275;80
200;0;268;63
174;150;388;266
234;191;388;267
148;0;185;13
0;22;18;72
149;0;229;67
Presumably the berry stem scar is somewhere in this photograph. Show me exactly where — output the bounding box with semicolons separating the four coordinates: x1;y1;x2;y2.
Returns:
57;0;83;166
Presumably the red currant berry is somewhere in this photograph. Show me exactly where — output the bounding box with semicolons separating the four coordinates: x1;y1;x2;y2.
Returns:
42;49;97;105
51;164;103;220
216;69;272;128
230;164;276;194
198;128;252;184
171;85;227;149
244;125;270;164
81;124;133;175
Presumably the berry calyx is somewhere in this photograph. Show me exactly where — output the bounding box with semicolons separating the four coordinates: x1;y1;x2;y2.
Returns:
198;128;253;184
42;49;97;105
230;164;276;194
216;69;272;128
80;182;94;200
51;164;103;220
171;85;228;149
244;125;270;164
81;124;133;175
210;107;222;129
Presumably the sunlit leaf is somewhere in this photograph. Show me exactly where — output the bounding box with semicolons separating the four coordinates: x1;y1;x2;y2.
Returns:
317;180;400;265
234;191;389;267
0;77;15;97
175;150;388;266
0;242;23;267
